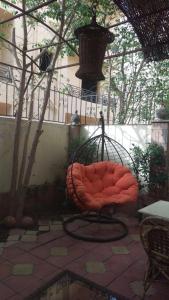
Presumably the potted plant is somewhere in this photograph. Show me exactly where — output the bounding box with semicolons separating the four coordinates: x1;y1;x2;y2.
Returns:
131;142;168;207
156;98;169;120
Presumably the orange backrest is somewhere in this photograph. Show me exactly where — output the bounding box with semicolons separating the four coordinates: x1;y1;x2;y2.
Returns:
67;161;138;210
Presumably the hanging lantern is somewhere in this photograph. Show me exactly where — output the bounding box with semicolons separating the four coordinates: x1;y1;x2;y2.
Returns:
75;15;114;81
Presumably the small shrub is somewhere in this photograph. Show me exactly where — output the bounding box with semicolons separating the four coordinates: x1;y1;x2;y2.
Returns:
131;143;168;195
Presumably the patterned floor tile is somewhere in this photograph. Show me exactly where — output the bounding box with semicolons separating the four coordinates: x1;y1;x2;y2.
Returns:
5;275;41;293
12;263;34;276
112;246;129;254
50;246;68;256
50;224;63;231
33;261;56;279
0;261;12;279
21;235;37;242
25;230;38;235
7;235;20;241
7;294;23;300
39;225;50;231
130;280;155;297
0;282;15;299
9;228;25;235
0;214;168;299
38;220;50;225
4;241;18;247
130;234;140;241
2;247;24;260
86;261;106;274
51;220;62;225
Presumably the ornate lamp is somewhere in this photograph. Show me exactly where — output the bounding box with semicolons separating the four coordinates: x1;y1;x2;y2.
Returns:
75;8;114;81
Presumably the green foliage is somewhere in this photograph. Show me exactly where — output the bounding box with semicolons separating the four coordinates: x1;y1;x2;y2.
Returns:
131;143;168;193
16;0;116;57
3;0;169;125
68;136;97;165
68;137;86;161
103;20;169;124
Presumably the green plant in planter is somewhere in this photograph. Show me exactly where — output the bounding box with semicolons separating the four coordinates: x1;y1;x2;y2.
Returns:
131;143;168;197
156;95;169;120
68;137;97;165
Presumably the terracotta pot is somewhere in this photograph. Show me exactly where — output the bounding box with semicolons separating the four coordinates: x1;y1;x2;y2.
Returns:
156;105;169;120
21;216;34;228
4;216;16;228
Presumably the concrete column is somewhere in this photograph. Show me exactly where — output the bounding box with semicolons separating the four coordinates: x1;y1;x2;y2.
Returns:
69;125;81;142
151;120;169;197
68;125;81;163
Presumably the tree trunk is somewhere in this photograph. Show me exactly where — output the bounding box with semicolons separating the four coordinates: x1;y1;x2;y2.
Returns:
15;0;66;220
9;0;27;215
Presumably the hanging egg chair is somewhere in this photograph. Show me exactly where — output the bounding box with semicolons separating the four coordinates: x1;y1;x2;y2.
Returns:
63;112;139;242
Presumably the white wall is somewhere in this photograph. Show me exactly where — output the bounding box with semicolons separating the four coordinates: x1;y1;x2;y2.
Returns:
0;117;69;193
0;117;152;193
81;124;151;151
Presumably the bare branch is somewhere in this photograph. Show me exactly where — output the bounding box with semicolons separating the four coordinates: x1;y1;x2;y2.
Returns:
17;62;34;190
0;0;57;25
0;61;40;75
0;35;40;69
124;59;145;121
26;35;57;68
23;0;66;189
10;0;28;204
1;0;78;56
9;67;19;91
12;28;22;68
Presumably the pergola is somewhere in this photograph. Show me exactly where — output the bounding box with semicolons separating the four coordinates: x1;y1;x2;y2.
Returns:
1;0;169;74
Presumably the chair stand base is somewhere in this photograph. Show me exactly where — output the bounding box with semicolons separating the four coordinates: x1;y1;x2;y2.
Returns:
63;213;128;243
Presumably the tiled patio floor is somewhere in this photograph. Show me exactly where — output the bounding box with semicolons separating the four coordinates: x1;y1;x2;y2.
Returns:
0;214;168;299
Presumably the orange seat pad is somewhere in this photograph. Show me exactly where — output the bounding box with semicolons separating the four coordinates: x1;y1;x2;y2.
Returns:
67;161;138;210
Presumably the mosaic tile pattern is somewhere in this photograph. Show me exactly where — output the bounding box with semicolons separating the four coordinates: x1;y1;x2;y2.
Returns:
12;264;34;276
112;246;129;254
21;235;37;242
130;280;155;297
130;234;140;241
0;214;168;299
7;235;20;241
50;247;68;256
86;261;106;274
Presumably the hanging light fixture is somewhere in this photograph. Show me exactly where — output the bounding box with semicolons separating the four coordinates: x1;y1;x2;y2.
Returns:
74;2;114;81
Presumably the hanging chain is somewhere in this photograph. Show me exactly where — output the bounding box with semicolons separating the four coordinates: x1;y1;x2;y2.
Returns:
91;0;99;18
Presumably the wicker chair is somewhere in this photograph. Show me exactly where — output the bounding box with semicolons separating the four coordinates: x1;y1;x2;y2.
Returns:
140;217;169;299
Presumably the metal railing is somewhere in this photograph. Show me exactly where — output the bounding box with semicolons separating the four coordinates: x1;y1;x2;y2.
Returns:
0;79;158;125
0;65;12;83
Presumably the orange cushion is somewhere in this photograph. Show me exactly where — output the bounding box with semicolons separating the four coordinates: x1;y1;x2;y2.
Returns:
67;161;138;210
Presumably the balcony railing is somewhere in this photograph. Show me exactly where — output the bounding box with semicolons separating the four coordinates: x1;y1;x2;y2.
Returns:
0;64;12;83
0;79;158;125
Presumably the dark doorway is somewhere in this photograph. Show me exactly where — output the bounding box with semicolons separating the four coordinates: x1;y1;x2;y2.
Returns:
82;79;97;102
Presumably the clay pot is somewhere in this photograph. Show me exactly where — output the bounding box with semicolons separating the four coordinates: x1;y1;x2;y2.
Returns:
4;216;17;228
21;216;34;228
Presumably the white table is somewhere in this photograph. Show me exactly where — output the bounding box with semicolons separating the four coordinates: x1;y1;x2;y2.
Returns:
138;200;169;220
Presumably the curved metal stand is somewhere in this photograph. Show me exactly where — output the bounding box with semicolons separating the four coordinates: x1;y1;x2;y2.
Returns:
65;112;138;242
63;213;128;243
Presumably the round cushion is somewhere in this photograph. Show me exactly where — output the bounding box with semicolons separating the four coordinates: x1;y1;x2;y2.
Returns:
67;161;138;210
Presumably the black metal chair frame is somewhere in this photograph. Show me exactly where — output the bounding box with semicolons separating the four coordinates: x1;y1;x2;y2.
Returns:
63;112;138;242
